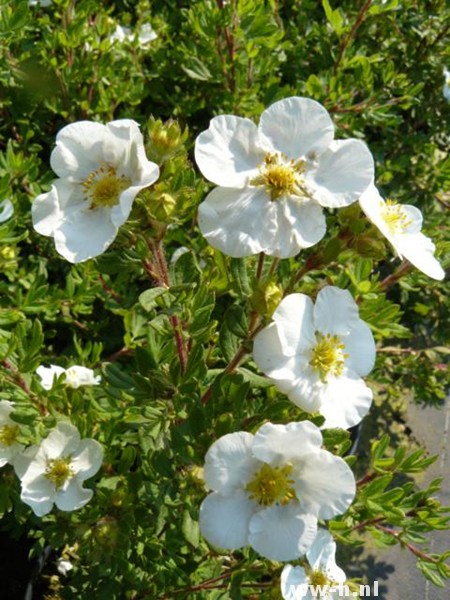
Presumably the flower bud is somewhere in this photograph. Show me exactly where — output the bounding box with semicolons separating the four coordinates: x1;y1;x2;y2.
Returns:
251;280;283;317
146;117;187;163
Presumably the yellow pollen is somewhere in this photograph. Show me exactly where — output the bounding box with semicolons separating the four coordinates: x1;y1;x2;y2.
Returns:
310;333;348;382
0;424;19;446
250;153;305;201
380;200;412;234
45;457;73;489
245;463;296;506
83;165;131;209
309;570;330;587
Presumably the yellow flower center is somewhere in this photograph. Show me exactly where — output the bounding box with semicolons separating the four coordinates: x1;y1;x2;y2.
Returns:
83;165;131;209
380;200;412;234
250;153;306;201
245;463;296;506
45;457;73;489
0;424;19;446
309;570;330;587
310;333;348;382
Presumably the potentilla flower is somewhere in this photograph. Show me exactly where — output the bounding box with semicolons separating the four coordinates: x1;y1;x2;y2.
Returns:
37;365;101;390
195;97;374;258
281;529;346;599
110;23;158;47
0;199;14;222
32;119;159;263
199;421;355;561
14;422;103;517
253;287;376;429
359;184;445;280
443;68;450;101
0;401;24;467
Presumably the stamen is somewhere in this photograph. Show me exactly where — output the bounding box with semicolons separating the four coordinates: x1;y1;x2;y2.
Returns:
83;165;131;209
310;333;348;382
250;152;307;201
309;570;330;587
45;457;73;489
380;200;412;234
0;424;19;446
245;463;296;506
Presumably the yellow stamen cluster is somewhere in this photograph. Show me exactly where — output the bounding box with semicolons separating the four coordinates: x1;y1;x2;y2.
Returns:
0;424;19;446
380;200;412;234
245;463;296;506
83;165;131;209
250;153;306;201
310;333;348;382
45;457;73;489
309;570;330;587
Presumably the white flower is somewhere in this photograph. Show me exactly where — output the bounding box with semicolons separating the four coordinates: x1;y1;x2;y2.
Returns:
57;558;73;576
110;23;158;47
281;529;346;599
0;199;14;222
443;68;450;101
359;184;445;280
29;0;52;6
14;422;103;517
199;421;355;561
0;401;24;467
195;96;374;258
36;365;101;390
31;119;159;263
253;287;376;429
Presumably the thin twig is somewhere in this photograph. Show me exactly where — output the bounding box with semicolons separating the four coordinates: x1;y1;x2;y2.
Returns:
333;0;373;75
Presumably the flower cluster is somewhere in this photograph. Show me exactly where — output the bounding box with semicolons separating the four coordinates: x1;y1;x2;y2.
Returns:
0;404;103;517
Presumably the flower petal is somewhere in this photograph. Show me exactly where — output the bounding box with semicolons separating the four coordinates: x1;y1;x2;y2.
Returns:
36;365;66;390
307;529;346;584
55;478;93;512
309;140;374;208
281;198;327;250
281;565;309;600
71;439;103;480
53;205;118;263
20;474;55;517
396;232;445;280
31;180;85;238
248;503;318;561
252;421;323;466
272;293;316;354
198;186;276;257
50;121;107;180
40;422;81;460
317;372;373;429
0;400;14;421
199;490;255;550
203;431;259;493
258;97;334;159
344;320;376;376
314;287;359;336
0;199;14;222
195;115;263;187
253;324;300;380
296;449;356;519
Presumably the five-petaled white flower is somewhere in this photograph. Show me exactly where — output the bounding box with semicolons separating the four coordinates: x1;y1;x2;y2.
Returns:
195;96;374;258
253;287;376;429
281;529;346;599
32;119;159;263
37;365;101;390
0;401;24;468
199;421;355;561
443;68;450;101
0;199;14;223
359;184;445;281
14;422;103;517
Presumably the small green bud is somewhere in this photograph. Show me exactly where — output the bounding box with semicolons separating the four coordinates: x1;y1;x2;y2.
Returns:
93;517;119;549
147;117;187;163
251;280;283;317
